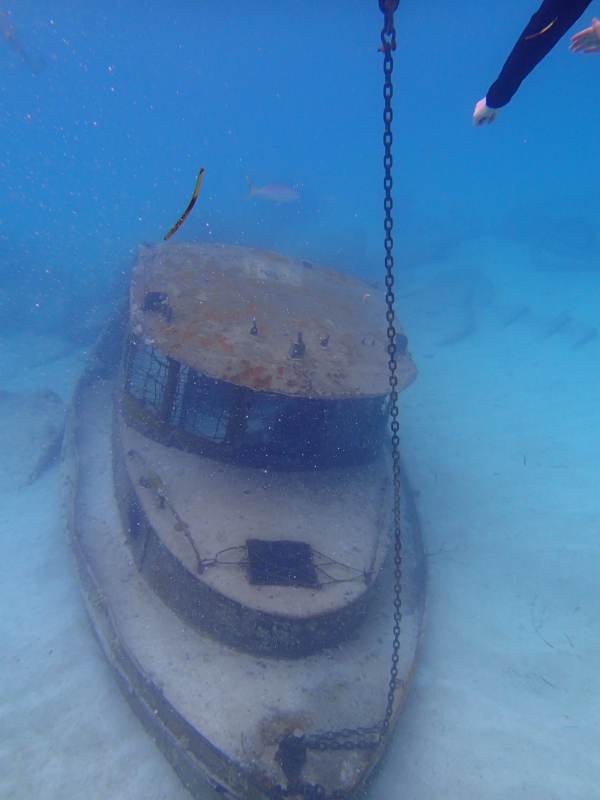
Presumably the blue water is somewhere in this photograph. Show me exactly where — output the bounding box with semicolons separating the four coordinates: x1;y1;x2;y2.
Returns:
4;0;598;339
2;1;600;798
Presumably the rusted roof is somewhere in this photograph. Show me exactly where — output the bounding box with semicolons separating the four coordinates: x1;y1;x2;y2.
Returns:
130;242;417;399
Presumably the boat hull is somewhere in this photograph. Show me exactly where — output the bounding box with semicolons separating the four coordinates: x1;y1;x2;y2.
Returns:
61;339;427;799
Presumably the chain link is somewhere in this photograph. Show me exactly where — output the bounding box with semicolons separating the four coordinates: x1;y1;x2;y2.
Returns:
273;781;350;800
297;3;402;760
305;725;381;752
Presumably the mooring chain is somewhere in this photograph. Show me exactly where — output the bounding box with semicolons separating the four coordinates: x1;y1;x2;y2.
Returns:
379;0;402;741
286;4;402;765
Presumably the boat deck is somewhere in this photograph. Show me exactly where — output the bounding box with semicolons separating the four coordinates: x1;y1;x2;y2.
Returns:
119;419;392;618
62;371;426;797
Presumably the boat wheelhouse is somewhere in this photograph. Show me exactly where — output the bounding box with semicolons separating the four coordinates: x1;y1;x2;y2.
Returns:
62;242;426;798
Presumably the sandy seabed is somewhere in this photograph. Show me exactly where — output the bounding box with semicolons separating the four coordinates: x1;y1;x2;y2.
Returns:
1;237;599;799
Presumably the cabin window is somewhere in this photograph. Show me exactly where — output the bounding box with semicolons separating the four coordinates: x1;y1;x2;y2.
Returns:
127;344;170;417
126;341;388;468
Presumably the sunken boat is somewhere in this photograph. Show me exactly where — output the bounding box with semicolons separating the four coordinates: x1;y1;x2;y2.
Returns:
61;242;426;799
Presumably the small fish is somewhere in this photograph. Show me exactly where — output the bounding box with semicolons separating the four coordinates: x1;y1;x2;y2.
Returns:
572;326;598;350
247;178;299;204
542;312;572;341
0;4;44;74
501;303;530;328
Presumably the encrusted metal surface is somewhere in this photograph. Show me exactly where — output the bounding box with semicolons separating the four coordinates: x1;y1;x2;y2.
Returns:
62;368;427;799
115;418;392;656
130;242;417;399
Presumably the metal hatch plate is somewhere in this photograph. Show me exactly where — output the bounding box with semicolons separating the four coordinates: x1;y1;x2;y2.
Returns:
130;242;417;399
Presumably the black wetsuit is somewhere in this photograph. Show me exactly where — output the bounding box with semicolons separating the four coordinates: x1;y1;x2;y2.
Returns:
486;0;594;108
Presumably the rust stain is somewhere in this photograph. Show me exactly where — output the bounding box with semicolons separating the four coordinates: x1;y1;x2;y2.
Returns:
237;360;271;386
217;334;234;353
253;373;273;389
133;242;414;398
229;360;274;390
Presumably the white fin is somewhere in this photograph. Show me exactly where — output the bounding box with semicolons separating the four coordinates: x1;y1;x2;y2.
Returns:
246;176;257;199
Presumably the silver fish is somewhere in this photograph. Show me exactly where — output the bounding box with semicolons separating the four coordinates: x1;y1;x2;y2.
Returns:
247;178;300;204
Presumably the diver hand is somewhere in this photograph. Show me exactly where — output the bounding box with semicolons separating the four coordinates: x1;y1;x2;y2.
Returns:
569;18;600;53
473;98;500;127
